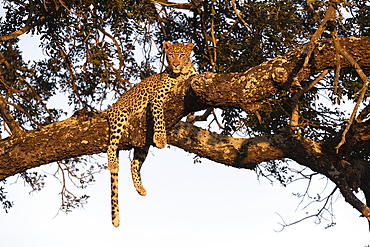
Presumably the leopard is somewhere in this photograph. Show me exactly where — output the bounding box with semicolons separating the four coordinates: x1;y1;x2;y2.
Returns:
107;42;197;227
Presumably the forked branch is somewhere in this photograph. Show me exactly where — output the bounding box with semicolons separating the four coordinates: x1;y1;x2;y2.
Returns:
332;28;370;153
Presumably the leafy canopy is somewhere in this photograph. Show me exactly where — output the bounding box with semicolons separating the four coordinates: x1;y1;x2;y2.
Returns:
0;0;369;216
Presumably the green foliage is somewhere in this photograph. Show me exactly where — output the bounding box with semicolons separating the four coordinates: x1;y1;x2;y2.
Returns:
0;0;369;213
0;0;368;134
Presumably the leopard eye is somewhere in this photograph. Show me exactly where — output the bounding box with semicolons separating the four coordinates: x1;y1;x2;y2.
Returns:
179;54;185;58
168;53;174;57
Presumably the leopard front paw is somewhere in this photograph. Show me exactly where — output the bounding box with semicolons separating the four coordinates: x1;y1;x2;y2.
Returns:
153;132;167;149
135;184;147;196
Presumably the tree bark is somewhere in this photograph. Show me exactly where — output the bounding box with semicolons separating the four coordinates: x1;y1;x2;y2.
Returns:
1;36;370;219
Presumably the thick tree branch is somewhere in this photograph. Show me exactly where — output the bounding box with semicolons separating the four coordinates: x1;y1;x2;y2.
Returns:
1;36;369;176
1;36;370;220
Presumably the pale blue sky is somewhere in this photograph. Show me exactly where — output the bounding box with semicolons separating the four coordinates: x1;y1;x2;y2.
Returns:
1;146;369;246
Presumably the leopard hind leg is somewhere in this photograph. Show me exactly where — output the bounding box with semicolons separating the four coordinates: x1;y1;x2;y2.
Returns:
131;146;149;196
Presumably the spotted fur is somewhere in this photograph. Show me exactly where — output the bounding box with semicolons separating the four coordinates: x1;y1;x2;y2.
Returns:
107;42;197;227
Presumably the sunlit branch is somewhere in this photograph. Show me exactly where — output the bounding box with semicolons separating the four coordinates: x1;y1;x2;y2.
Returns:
231;0;250;29
211;9;217;72
200;5;214;70
151;0;192;10
155;6;168;40
0;92;23;137
332;27;370;153
186;107;213;124
0;1;46;42
290;70;329;132
291;3;336;90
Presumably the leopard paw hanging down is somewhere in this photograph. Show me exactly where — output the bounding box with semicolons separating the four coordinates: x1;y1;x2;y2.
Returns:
106;42;197;227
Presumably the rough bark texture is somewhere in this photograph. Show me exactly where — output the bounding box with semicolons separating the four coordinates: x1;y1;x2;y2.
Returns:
1;37;370;219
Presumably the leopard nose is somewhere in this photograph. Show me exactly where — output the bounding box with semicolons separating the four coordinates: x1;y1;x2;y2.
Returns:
173;62;180;68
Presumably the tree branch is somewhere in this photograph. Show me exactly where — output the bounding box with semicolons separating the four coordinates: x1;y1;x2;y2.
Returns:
0;36;369;175
0;36;370;222
0;1;45;41
332;29;370;153
0;94;23;137
151;0;192;10
290;69;329;132
290;3;336;91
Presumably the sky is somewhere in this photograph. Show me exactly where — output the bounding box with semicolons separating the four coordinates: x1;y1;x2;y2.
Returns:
1;8;370;247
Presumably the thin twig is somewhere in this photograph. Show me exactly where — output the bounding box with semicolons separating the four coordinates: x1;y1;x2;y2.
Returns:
290;70;329;132
211;8;217;72
0;93;23;137
0;50;56;123
231;0;251;29
291;4;336;89
97;27;128;89
333;47;341;94
276;186;338;231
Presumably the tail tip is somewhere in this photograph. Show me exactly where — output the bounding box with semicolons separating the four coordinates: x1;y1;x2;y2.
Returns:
112;218;120;227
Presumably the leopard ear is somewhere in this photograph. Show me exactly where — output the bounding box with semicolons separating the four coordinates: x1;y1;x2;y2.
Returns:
184;43;194;53
163;42;172;51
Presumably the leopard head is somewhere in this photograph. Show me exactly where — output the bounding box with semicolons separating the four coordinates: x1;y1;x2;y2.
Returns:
163;42;194;74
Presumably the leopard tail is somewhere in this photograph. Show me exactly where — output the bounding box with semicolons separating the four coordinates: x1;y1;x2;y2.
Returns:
111;169;120;227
